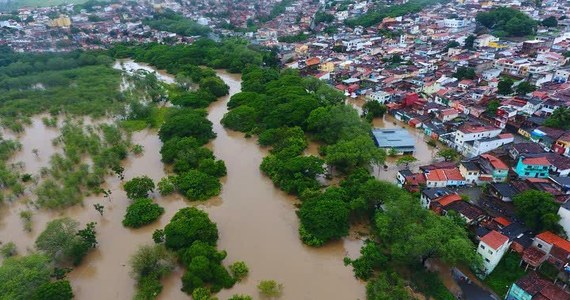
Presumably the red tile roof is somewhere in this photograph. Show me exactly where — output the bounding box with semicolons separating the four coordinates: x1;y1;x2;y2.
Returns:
443;168;464;181
481;154;509;170
494;217;511;227
522;157;550;166
536;231;570;253
480;230;509;250
438;194;462;207
426;169;447;182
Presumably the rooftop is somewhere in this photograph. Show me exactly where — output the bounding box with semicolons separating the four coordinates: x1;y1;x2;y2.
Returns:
371;128;415;150
480;230;509;250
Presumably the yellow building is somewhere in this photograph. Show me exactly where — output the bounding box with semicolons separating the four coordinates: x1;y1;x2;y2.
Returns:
49;15;71;28
319;61;335;72
295;44;308;55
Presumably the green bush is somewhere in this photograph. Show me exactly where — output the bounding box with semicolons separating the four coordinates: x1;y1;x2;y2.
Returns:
157;176;176;196
123;198;165;228
123;176;155;200
175;170;221;201
229;261;249;282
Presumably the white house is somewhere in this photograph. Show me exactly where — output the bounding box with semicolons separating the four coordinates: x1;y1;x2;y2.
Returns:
463;133;515;158
367;91;391;103
558;202;570;237
553;68;570;83
477;230;510;276
453;124;502;152
474;34;499;48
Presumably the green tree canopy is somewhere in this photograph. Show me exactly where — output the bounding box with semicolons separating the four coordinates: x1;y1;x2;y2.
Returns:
515;81;536;95
164;207;219;250
476;7;537;37
453;67;476;80
541;16;558;27
123;198;165;228
123;175;155;200
498;78;514;95
544;107;570;130
325;136;386;173
0;254;52;300
513;190;562;233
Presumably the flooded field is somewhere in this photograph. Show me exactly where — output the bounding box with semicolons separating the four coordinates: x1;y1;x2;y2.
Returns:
0;64;365;299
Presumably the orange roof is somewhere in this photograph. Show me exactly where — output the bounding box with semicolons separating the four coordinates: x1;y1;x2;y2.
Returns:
494;217;512;227
481;154;509;170
522;157;550;166
306;57;321;66
499;133;514;139
438;194;462;206
443;168;465;181
481;230;509;250
536;232;570;253
426;169;447;182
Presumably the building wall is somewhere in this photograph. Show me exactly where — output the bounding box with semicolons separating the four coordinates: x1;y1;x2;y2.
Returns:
559;206;570;238
514;159;549;178
505;284;533;300
477;240;509;275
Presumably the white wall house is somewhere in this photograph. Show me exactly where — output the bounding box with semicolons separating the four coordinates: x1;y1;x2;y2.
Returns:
477;230;510;276
453;125;502;152
559;202;570;238
367;91;391;103
463;134;514;158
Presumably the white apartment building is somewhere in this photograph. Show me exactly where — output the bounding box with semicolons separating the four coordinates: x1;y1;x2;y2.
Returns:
477;230;510;276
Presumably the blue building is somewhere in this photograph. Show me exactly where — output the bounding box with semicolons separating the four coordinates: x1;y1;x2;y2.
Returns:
514;156;551;179
371;128;416;155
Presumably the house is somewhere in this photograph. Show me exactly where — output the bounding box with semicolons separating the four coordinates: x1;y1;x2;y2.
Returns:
488;182;519;202
420;187;454;209
514;156;551;179
531;126;566;151
509;142;546;160
426;169;447;188
505;272;570;300
459;161;480;184
533;231;570;269
553;132;570;156
479;154;509;182
558;201;570;238
477;230;510;275
474;34;499;48
438;108;460;122
463;133;514;158
453;123;502;153
367;90;391;104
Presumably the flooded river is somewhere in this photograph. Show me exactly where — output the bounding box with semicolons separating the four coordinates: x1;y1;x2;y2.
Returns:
0;63;365;299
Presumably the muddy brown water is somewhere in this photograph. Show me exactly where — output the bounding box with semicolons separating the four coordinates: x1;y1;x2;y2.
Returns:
0;66;366;299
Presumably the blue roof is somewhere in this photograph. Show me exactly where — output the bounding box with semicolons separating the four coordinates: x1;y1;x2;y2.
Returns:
371;128;416;149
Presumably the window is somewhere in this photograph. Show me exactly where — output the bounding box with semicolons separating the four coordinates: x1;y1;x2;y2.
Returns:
480;244;486;250
485;258;490;263
488;250;493;255
538;244;542;249
525;172;530;176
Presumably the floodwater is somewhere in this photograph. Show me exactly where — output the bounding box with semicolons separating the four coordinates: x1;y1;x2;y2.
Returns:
348;98;439;182
112;59;176;84
0;64;365;299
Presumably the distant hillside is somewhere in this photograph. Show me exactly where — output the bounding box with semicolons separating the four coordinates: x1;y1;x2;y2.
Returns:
0;0;89;10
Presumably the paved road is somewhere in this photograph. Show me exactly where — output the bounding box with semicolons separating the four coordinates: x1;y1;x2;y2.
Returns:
452;268;500;300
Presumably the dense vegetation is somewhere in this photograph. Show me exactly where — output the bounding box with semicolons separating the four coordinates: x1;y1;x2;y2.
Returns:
157;207;239;296
129;244;176;300
0;137;23;202
0;253;74;300
476;7;537;37
143;10;211;37
0;47;120;132
123;198;164;228
544;107;570;130
345;0;446;28
513;190;562;233
35;218;98;266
